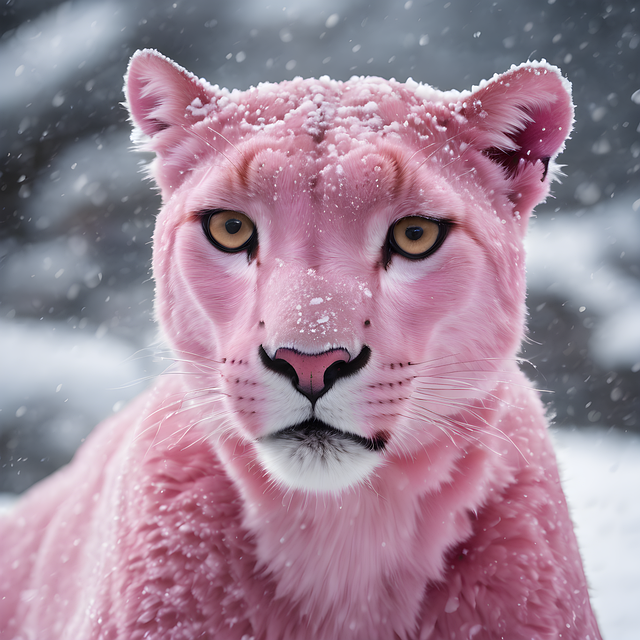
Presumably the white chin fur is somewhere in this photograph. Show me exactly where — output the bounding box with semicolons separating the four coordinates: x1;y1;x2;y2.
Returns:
255;431;381;493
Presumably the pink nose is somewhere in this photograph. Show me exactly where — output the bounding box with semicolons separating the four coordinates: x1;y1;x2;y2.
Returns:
274;348;350;397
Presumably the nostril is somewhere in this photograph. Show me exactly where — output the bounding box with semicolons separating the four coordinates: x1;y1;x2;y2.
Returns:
258;346;299;386
322;346;371;389
258;345;371;404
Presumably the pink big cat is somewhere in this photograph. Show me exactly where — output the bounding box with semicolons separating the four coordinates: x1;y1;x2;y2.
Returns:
0;49;602;640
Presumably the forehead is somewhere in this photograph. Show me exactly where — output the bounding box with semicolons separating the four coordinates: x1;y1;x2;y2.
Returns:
188;77;471;217
206;75;464;154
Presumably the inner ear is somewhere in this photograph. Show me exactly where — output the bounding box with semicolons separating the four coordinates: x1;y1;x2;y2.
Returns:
125;49;214;139
466;63;573;176
483;104;554;181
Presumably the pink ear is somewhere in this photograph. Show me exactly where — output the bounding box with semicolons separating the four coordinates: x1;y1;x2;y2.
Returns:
124;48;213;143
465;62;574;213
124;50;225;194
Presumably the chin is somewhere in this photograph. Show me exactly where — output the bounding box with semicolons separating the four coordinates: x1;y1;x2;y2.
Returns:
255;419;385;492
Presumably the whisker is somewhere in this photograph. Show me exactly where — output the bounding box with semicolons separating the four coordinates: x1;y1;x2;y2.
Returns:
400;391;530;463
182;124;244;174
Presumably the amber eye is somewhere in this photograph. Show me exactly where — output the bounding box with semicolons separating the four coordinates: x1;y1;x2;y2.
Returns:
203;210;256;253
389;216;447;260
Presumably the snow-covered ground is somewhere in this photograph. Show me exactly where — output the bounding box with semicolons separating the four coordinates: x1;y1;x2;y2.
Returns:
552;428;640;640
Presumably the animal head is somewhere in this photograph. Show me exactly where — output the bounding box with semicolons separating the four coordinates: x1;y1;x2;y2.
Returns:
125;50;573;493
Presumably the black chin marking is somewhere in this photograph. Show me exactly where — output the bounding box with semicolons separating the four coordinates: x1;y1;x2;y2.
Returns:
264;419;387;453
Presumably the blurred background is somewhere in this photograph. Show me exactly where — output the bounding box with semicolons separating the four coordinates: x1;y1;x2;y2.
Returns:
5;0;639;490
1;0;638;480
0;0;639;635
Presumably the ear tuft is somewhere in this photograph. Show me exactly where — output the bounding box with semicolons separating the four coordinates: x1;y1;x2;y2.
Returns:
124;49;212;141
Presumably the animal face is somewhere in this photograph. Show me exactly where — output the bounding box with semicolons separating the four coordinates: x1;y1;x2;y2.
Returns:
126;51;573;493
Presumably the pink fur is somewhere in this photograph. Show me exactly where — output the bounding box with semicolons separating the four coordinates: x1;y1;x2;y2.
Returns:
0;50;601;640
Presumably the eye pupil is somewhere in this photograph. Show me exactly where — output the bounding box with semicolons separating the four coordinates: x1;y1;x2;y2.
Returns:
225;219;242;235
405;226;423;241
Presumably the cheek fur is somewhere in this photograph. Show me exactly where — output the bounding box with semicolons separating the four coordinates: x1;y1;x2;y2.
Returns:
181;230;257;325
154;219;259;360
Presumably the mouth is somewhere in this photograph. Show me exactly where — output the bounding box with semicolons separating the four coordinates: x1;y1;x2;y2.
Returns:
265;419;387;453
255;419;387;492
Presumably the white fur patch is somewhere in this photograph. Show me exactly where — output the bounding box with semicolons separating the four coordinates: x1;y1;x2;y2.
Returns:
255;430;381;492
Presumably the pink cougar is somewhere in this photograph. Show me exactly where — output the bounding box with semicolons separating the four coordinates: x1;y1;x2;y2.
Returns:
0;49;602;640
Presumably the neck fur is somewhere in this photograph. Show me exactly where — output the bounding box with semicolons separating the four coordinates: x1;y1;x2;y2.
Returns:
216;397;512;638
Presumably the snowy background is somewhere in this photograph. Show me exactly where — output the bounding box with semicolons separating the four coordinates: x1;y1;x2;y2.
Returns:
0;0;639;637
